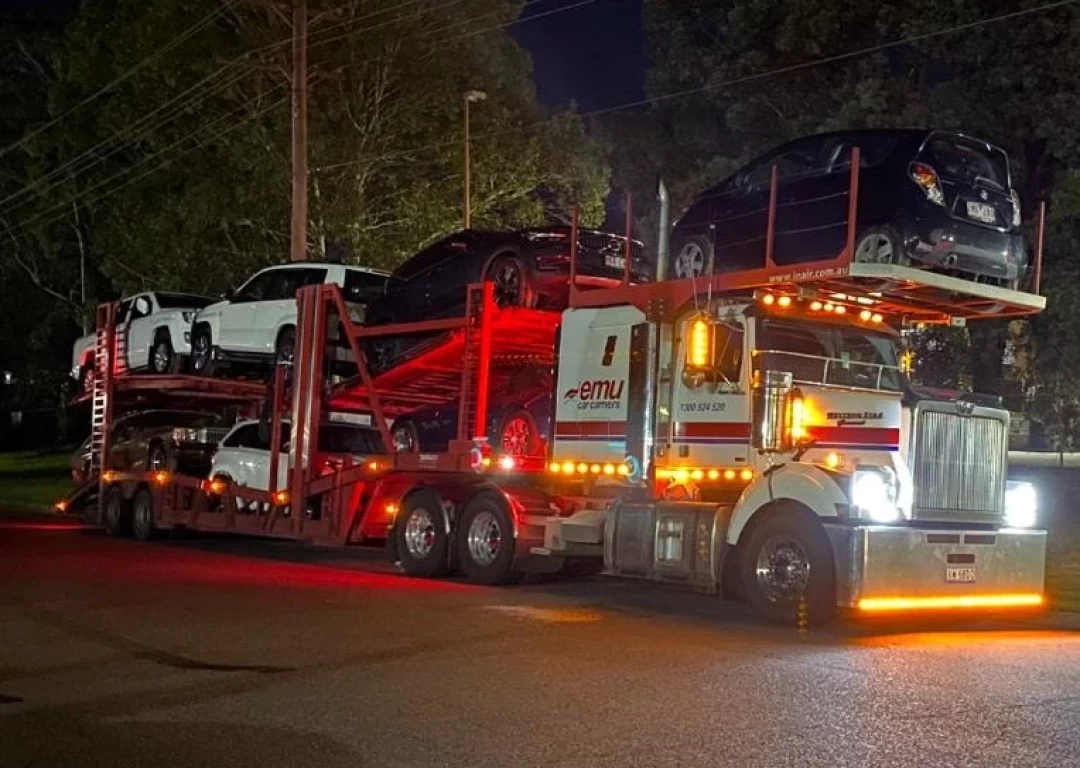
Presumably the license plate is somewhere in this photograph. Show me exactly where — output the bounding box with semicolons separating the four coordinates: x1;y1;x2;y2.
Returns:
966;201;996;224
945;567;976;584
604;254;626;270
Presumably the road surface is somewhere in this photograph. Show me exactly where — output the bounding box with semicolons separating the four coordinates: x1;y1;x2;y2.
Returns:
1;517;1077;767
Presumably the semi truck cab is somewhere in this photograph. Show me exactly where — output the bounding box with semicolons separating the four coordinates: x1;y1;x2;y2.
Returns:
546;289;1045;622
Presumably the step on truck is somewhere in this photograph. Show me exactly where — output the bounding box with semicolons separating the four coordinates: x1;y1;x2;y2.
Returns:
65;163;1050;625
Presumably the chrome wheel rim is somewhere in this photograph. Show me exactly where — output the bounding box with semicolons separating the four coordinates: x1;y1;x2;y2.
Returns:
675;242;706;278
192;335;210;371
491;260;523;307
152;343;170;372
392;425;416;452
500;416;533;456
467;510;502;566
856;233;894;263
403;507;437;559
276;338;294;366
754;535;811;604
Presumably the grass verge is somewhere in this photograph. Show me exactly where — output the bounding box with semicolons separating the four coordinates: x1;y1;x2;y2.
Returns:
0;451;74;510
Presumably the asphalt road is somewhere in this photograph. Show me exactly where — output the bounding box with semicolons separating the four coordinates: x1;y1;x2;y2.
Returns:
1;517;1078;768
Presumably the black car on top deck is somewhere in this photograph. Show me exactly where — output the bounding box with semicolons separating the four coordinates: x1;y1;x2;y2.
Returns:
670;129;1028;288
362;226;649;370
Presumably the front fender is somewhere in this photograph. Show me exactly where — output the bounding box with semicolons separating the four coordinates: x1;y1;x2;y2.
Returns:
727;462;849;545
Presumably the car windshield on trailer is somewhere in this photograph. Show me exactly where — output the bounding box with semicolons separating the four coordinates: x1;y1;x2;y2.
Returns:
319;424;385;455
154;292;216;309
755;318;902;392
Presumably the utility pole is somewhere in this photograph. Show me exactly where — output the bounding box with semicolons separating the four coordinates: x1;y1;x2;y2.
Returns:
290;0;308;261
463;90;486;229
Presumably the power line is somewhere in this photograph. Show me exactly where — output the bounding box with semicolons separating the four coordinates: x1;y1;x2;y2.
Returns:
4;0;572;230
0;1;236;162
0;0;472;214
317;0;1078;173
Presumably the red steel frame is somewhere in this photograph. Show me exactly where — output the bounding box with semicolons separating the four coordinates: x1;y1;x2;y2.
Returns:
570;146;1045;323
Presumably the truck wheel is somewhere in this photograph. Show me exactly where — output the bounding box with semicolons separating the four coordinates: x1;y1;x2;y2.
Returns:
191;325;215;376
394;490;450;578
457;492;519;585
131;487;159;541
739;507;836;626
103;487;132;537
149;331;176;374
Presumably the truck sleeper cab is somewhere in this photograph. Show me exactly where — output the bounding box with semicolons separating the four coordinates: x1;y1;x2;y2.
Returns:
540;291;1045;623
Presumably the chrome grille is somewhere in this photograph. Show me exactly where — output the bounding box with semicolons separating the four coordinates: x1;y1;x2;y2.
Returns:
910;405;1007;521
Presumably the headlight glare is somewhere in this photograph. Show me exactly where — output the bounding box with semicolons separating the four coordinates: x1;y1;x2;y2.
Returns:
1004;481;1037;528
852;467;900;523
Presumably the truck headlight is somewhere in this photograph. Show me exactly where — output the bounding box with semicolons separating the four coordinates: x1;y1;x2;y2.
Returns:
1004;481;1037;528
852;467;900;523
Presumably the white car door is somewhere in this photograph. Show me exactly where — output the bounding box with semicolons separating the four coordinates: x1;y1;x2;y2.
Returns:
219;270;276;352
251;266;326;356
125;294;155;370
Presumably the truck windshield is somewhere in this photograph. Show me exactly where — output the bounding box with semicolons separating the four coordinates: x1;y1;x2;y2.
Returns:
755;318;902;392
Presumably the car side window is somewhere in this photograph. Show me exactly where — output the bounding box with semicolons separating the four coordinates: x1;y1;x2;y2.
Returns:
394;237;468;281
343;270;388;304
715;321;745;383
130;295;152;319
223;424;258;449
233;271;276;303
270;268;326;301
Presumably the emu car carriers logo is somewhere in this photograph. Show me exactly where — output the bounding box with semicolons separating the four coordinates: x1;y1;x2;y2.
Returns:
563;379;625;410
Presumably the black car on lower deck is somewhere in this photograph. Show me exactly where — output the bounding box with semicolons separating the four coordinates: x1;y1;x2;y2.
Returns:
671;129;1028;287
362;227;649;370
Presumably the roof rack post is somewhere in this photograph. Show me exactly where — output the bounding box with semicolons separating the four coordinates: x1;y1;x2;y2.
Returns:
1033;200;1045;295
266;363;285;507
623;191;633;285
845;145;862;262
472;281;495;442
765;164;779;268
569;203;579;306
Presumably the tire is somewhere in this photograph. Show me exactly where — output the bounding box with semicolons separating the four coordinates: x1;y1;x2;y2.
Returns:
80;363;95;395
854;226;909;266
393;490;451;578
457;492;518;585
147;441;172;472
190;325;215;376
149;331;175;374
671;233;712;279
738;506;836;626
103;487;132;537
131;487;159;541
275;326;295;368
391;419;420;453
495;408;543;457
486;252;536;309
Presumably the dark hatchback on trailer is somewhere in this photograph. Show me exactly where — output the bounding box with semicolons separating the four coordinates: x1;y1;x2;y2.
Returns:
670;129;1028;287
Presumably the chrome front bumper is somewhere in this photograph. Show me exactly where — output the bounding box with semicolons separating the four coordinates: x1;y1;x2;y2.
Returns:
826;524;1047;609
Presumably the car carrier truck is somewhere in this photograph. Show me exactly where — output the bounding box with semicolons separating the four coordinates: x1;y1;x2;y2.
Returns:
63;160;1049;625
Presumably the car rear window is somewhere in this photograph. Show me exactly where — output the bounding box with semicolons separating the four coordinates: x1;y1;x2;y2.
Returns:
343;269;388;304
155;293;216;309
922;136;1010;189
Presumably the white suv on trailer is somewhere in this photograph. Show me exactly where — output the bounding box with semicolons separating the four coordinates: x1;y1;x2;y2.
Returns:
190;262;388;375
71;291;216;391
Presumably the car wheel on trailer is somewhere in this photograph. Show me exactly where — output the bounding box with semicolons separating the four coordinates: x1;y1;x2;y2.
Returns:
149;331;176;374
394;490;450;578
275;326;295;368
854;226;909;266
486;252;536;309
147;441;172;472
391;419;419;453
80;363;95;394
457;492;519;585
131;487;159;541
191;325;215;376
103;487;132;537
738;507;836;626
497;409;542;457
671;234;712;279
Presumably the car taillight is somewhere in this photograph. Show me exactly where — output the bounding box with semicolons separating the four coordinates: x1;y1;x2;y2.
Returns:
1010;189;1022;227
909;162;945;207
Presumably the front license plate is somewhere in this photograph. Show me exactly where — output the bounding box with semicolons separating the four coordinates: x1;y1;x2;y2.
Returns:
604;255;626;270
945;567;976;584
966;201;996;224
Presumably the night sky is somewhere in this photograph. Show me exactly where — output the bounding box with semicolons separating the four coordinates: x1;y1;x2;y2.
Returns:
514;0;646;111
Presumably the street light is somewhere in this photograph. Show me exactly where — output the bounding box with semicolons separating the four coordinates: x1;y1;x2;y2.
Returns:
463;89;487;229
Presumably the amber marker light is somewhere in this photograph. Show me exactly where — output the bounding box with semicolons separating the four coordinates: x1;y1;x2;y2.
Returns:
857;594;1043;612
